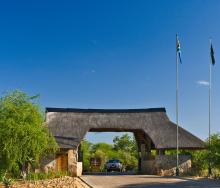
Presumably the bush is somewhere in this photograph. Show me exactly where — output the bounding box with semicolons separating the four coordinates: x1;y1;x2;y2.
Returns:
212;168;220;180
0;90;58;176
26;171;68;181
1;171;14;188
0;169;5;181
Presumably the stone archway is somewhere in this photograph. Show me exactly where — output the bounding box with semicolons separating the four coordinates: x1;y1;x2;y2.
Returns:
42;107;205;176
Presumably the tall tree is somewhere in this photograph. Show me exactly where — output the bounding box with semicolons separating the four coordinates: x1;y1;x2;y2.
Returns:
113;133;137;154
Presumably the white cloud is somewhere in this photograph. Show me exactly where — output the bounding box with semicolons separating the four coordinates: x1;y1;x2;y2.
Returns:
196;80;209;86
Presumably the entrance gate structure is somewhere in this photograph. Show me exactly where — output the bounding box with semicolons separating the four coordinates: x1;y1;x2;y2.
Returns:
43;107;204;176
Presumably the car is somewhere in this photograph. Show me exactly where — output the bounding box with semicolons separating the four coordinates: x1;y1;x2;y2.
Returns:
106;159;123;172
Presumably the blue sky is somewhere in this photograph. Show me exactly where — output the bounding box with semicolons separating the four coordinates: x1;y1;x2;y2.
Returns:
0;0;220;143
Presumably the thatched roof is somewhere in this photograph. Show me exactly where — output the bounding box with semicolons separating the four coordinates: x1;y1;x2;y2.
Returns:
46;107;205;150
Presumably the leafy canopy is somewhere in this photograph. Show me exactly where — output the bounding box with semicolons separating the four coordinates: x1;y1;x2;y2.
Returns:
0;90;58;174
113;133;137;154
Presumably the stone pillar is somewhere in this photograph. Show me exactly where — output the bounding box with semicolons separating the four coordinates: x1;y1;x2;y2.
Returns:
141;143;152;160
137;143;142;173
134;132;152;174
140;143;153;174
141;144;146;159
78;144;83;162
145;141;152;159
68;149;77;177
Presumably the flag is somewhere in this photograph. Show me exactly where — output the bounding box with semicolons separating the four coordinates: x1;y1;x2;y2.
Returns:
210;43;215;65
176;34;182;64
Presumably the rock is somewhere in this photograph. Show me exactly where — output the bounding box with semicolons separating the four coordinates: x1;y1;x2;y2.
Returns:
11;176;87;188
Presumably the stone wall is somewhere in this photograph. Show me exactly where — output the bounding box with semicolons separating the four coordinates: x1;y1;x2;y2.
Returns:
68;149;78;176
40;154;56;173
41;151;190;177
77;162;83;177
155;155;191;176
40;149;82;177
141;155;191;176
141;160;156;174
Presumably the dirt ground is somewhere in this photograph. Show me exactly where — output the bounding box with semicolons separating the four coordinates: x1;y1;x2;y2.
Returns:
0;176;89;188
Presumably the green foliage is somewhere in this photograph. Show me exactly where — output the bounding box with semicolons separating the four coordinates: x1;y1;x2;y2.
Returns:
165;133;220;177
165;149;191;156
81;132;220;176
81;140;92;171
0;90;58;176
1;171;14;187
92;149;108;171
189;133;220;176
209;133;220;169
26;171;68;181
113;134;137;154
113;134;138;170
116;150;138;170
190;150;208;176
212;168;220;180
156;133;220;177
0;169;5;181
91;142;114;154
81;133;138;172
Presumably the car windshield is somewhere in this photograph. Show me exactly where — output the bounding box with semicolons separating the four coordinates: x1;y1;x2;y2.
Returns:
108;160;120;163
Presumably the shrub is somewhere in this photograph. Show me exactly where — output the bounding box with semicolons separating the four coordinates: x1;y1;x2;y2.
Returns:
1;172;14;188
26;171;68;181
0;90;58;176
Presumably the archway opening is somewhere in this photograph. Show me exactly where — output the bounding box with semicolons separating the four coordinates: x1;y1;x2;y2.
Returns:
79;131;139;174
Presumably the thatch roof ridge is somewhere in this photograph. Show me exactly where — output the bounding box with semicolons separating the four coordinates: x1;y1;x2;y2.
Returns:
45;107;166;113
46;107;205;150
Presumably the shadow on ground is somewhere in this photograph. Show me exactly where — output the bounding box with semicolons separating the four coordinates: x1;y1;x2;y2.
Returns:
118;177;220;188
83;172;137;175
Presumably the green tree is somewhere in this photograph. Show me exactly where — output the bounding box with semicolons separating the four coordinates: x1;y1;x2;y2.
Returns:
209;133;220;169
188;133;220;176
81;141;116;171
91;142;114;154
91;142;114;169
81;140;92;172
113;134;136;153
117;150;138;170
113;133;138;170
190;150;208;176
92;149;108;170
167;133;220;177
0;90;58;176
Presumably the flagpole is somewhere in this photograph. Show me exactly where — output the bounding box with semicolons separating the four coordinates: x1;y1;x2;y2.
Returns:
208;39;212;177
176;34;179;176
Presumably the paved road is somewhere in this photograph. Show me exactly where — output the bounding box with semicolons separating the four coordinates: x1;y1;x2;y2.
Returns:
81;175;220;188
